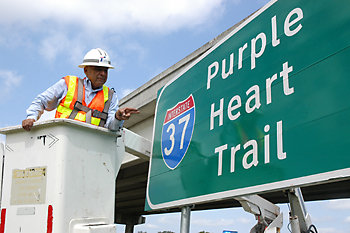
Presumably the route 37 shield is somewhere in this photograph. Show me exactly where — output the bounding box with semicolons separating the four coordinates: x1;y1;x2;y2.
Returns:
161;95;195;170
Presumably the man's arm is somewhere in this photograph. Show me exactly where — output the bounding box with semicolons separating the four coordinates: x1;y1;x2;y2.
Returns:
105;91;139;131
22;79;67;131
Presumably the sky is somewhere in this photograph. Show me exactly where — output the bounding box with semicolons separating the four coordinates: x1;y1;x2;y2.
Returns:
0;0;349;232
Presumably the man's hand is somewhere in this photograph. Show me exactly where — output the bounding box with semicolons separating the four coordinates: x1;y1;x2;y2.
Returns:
115;107;140;121
22;119;36;132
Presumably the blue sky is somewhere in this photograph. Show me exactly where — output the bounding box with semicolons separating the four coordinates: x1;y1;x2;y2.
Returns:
0;0;349;232
128;199;350;233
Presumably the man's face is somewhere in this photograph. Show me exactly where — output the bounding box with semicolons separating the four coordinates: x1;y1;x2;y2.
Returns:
84;66;109;89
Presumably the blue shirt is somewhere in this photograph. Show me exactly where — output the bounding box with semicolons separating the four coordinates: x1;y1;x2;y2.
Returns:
26;77;123;131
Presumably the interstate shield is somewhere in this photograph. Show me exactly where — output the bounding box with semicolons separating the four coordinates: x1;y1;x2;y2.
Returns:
161;95;195;169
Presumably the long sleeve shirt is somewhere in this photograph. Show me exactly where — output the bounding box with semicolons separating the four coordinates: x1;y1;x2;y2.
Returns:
26;77;123;131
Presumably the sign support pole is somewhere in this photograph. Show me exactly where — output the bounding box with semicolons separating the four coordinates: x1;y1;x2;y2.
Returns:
180;206;191;233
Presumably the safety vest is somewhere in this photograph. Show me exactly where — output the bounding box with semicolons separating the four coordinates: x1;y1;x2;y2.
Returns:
55;75;113;127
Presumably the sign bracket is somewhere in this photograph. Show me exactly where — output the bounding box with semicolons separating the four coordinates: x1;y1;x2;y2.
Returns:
235;188;318;233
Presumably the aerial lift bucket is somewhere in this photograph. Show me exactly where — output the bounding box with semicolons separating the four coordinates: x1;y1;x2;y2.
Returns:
0;119;125;233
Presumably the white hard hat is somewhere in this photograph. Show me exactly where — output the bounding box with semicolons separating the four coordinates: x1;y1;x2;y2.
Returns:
78;48;114;69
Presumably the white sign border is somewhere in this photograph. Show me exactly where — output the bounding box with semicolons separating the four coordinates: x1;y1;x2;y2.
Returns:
147;168;350;210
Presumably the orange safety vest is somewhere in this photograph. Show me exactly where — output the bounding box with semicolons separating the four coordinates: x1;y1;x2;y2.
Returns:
55;75;112;127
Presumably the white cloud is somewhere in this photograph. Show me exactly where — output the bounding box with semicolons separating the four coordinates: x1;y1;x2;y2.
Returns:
310;215;334;222
0;69;23;102
40;33;70;62
138;223;159;229
317;228;346;233
0;70;22;89
155;214;180;225
192;217;235;227
326;199;350;210
38;30;86;65
345;216;350;223
0;0;242;65
237;217;252;224
134;213;179;233
0;0;228;33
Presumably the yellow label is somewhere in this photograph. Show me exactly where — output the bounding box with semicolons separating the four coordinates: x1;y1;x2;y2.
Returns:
11;167;47;205
12;167;46;179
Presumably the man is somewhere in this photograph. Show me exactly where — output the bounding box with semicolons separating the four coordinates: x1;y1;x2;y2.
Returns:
22;48;139;131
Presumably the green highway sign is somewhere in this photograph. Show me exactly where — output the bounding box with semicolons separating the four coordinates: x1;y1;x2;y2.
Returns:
146;0;350;211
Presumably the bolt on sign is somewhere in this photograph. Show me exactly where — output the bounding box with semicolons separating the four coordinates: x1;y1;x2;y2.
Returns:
146;0;350;211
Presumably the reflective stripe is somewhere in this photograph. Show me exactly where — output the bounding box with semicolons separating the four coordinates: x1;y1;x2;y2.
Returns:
57;104;72;118
76;112;86;121
65;76;77;108
55;76;78;118
89;85;109;125
83;59;111;65
90;85;109;125
103;85;109;103
56;75;77;117
91;116;100;125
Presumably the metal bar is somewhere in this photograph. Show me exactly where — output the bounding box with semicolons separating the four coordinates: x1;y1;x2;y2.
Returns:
289;216;301;233
180;206;191;233
235;195;280;222
125;224;134;233
287;188;312;232
122;128;151;160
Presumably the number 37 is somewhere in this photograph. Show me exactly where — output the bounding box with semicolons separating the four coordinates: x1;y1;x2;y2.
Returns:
164;114;190;156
